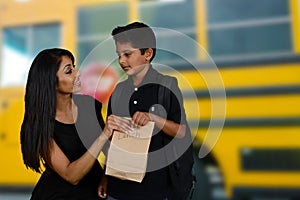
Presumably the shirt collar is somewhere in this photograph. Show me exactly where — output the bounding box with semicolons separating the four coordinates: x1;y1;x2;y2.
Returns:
128;65;159;87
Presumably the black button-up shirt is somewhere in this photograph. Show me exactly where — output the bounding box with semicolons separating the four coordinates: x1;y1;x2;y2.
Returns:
107;66;184;200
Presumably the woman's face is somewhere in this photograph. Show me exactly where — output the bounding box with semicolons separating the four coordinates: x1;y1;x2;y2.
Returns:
56;55;81;94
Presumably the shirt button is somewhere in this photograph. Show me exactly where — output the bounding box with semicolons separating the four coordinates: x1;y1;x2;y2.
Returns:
133;100;138;104
134;87;138;91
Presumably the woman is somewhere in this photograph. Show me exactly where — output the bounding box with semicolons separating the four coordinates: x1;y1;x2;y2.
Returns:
20;48;131;199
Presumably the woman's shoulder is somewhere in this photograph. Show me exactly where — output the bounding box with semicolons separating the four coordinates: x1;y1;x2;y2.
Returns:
73;94;100;102
73;94;102;108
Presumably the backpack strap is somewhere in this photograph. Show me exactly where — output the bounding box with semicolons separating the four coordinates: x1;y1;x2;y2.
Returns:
156;74;196;200
157;75;172;117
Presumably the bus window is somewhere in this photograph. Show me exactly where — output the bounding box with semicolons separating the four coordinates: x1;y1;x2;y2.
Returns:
1;23;61;86
77;3;128;66
206;0;292;60
138;0;197;63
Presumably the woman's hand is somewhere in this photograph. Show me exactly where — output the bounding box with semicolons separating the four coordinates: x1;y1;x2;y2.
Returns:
101;115;134;138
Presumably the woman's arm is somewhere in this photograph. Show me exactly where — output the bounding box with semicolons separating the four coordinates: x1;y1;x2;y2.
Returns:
48;134;107;185
48;115;132;185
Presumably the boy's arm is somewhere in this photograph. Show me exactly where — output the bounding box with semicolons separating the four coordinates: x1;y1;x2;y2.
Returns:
150;113;186;138
131;111;186;138
132;77;187;138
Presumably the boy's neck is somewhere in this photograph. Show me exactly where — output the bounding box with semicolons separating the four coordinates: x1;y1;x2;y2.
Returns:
131;64;150;86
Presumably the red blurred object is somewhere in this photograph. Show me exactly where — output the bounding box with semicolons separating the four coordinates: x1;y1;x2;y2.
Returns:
79;63;119;103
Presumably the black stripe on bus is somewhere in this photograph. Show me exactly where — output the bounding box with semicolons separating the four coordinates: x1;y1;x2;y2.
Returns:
241;148;300;171
233;187;300;198
214;54;300;68
188;117;300;128
159;54;300;70
182;85;300;98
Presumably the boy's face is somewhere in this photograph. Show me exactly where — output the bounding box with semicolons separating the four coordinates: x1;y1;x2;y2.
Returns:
115;41;152;76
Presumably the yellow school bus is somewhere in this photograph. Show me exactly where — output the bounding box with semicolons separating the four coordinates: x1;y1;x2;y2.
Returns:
1;0;300;199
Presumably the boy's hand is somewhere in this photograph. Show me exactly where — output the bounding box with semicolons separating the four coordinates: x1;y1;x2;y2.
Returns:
132;111;151;126
98;175;107;198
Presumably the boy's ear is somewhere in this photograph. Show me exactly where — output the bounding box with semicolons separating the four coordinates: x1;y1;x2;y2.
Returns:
145;48;153;61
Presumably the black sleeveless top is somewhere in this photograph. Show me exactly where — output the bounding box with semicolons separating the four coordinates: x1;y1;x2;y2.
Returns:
31;95;105;200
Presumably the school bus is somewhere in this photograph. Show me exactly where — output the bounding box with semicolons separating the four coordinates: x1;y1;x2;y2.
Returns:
1;0;300;199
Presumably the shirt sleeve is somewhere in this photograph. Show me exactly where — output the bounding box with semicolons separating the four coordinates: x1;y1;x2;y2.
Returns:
94;98;105;130
107;96;112;118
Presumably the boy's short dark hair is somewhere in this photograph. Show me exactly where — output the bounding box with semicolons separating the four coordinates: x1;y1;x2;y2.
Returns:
112;22;156;62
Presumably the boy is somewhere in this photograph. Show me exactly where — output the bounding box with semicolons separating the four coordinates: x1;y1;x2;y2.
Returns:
106;22;194;200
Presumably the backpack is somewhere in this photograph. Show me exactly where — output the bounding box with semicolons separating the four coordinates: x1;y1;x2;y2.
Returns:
157;74;196;200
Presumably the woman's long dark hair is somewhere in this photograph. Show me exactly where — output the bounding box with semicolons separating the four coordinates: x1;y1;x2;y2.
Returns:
20;48;75;173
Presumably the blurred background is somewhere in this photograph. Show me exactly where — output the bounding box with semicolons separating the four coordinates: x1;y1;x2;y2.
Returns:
1;0;300;199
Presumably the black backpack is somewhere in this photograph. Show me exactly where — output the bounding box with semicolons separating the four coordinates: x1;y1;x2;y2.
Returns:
157;74;196;200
